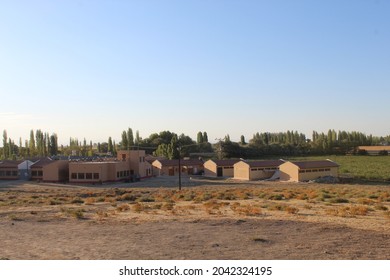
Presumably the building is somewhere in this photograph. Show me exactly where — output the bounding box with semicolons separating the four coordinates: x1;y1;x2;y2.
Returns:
0;160;22;180
279;160;339;182
152;159;204;176
69;161;130;183
30;158;69;182
69;150;152;183
117;150;152;178
203;159;240;177
357;146;390;155
233;160;284;181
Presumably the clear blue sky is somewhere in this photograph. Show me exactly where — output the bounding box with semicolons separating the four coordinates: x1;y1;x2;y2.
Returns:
1;0;389;145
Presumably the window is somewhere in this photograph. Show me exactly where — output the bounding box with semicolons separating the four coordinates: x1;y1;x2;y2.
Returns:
78;173;85;179
71;173;77;179
117;172;120;178
93;173;99;179
12;171;18;176
86;173;92;179
37;171;43;177
32;171;38;176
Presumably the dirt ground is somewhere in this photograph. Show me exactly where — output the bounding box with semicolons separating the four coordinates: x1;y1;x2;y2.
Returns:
1;177;390;260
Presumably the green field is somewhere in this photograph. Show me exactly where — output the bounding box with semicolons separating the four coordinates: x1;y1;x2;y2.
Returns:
289;156;390;181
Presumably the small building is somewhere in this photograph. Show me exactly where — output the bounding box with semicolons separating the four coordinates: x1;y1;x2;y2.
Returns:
152;159;204;176
69;161;130;183
204;159;240;177
0;160;22;180
233;160;284;181
30;158;69;182
357;146;390;155
279;160;339;182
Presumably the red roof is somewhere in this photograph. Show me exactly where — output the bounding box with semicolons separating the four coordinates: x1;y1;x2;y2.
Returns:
244;160;285;168
30;158;54;168
291;160;339;169
0;160;22;168
156;159;203;167
210;159;241;166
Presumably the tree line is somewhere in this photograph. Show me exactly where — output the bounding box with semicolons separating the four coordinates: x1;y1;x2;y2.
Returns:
1;128;389;160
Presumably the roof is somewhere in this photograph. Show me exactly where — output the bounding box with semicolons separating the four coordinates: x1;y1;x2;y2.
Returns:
0;160;23;168
290;160;339;169
155;159;204;167
241;160;285;168
208;159;241;166
358;146;390;151
30;158;54;168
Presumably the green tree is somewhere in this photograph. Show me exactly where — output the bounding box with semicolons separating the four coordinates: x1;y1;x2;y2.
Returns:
127;128;134;149
2;130;8;159
197;131;204;144
108;137;113;155
121;131;128;150
240;135;246;145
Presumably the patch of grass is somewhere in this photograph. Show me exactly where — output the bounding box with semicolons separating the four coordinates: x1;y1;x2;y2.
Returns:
286;206;299;214
329;198;349;204
116;204;130;212
71;197;84;204
84;197;96;205
230;203;262;216
61;207;85;219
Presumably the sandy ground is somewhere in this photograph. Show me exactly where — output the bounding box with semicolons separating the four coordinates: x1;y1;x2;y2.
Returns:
1;177;390;260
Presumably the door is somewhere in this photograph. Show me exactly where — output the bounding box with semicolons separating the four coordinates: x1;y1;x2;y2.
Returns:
217;167;223;177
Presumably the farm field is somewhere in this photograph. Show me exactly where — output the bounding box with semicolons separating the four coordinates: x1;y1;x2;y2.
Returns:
289;155;390;181
1;177;390;260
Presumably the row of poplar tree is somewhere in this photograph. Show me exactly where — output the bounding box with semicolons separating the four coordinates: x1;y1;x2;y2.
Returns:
1;128;389;160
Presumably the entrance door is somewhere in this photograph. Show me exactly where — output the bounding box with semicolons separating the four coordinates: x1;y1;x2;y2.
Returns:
169;168;174;176
217;167;223;177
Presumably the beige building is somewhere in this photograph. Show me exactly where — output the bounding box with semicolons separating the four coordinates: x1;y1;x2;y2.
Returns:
31;158;69;182
357;146;390;155
69;150;152;183
69;161;130;183
152;159;204;176
0;160;21;180
279;160;339;182
233;160;284;181
204;159;240;177
117;150;152;178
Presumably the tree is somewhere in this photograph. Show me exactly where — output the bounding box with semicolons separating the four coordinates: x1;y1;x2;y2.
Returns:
135;130;141;146
108;137;113;155
203;132;208;143
121;131;128;150
49;134;58;156
2;130;8;159
240;135;246;145
197;131;204;144
127;128;134;149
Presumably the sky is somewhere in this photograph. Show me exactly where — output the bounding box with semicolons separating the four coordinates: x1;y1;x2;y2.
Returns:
1;0;389;145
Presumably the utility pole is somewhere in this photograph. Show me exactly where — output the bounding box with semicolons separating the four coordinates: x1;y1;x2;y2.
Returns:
177;146;182;191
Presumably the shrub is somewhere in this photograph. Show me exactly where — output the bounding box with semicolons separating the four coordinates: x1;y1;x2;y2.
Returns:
71;197;84;204
286;206;299;214
329;198;349;204
116;204;130;212
84;197;95;205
